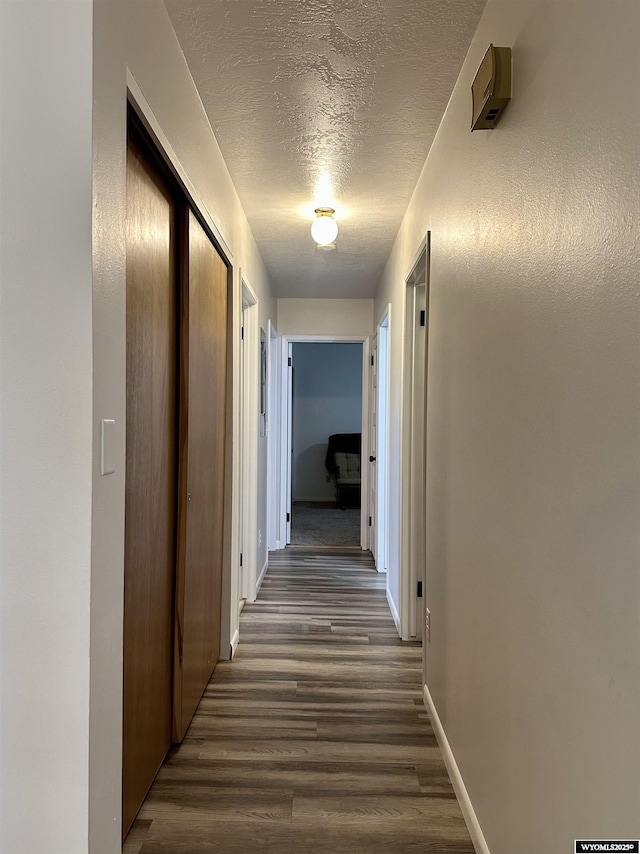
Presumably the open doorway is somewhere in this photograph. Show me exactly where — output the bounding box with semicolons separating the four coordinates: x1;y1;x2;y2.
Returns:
370;309;390;572
240;278;258;603
283;340;367;547
266;321;281;551
401;233;430;641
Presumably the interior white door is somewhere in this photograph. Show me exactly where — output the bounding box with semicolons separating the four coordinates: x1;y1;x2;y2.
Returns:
376;318;389;572
240;282;258;601
369;333;378;562
285;341;293;544
239;313;245;598
410;285;427;639
267;325;279;550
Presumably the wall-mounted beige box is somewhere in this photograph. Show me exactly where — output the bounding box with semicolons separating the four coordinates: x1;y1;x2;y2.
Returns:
471;44;512;130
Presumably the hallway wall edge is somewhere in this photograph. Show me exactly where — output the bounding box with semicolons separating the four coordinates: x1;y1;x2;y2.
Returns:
386;588;400;636
423;684;491;854
256;555;269;594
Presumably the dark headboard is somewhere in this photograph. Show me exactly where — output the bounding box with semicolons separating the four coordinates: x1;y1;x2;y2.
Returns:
324;433;362;476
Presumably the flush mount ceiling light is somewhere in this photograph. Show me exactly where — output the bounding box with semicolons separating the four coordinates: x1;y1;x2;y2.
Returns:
311;207;338;247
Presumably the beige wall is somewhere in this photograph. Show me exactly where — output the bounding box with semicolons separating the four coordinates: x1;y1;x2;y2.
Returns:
376;2;640;852
278;298;374;337
0;4;93;852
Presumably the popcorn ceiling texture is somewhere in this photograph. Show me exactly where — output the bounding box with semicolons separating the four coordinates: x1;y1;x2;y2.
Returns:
164;0;486;297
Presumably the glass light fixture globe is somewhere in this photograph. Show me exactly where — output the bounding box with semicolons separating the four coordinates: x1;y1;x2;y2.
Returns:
311;208;338;246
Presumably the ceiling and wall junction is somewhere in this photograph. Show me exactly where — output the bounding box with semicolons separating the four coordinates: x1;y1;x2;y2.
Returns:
164;0;487;298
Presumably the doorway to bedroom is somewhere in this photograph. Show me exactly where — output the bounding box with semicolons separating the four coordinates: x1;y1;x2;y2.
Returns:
286;341;364;547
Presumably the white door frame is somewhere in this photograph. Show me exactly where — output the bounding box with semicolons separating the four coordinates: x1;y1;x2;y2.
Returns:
400;234;430;640
266;320;281;551
279;335;371;549
284;340;293;545
374;306;391;573
240;277;259;602
369;331;378;565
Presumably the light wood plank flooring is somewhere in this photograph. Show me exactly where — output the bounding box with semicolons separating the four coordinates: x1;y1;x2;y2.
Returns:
124;547;474;853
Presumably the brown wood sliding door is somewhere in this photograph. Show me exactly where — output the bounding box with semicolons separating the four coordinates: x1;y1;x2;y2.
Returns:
123;131;178;836
123;120;229;836
174;210;228;741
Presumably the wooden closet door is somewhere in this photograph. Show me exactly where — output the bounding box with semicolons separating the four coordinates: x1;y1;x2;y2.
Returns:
123;132;177;836
174;210;228;740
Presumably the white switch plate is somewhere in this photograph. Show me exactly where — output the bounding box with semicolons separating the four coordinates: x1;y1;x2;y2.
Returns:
101;419;116;475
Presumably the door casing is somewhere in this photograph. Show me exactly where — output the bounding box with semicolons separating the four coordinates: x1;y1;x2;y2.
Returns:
400;233;431;643
372;308;391;573
279;335;371;549
240;277;259;602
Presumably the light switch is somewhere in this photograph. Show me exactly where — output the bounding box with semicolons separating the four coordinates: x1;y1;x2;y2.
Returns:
101;419;116;475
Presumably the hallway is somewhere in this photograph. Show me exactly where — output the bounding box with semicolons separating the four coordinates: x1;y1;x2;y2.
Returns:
124;548;474;853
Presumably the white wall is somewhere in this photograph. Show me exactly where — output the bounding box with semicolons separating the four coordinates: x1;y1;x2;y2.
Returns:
0;2;275;852
0;3;94;853
278;298;374;337
292;343;363;501
375;2;640;853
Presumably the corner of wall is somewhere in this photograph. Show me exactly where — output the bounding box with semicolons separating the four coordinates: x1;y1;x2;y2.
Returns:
423;684;491;854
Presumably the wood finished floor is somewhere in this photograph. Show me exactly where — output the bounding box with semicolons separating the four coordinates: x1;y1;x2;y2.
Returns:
124;547;474;853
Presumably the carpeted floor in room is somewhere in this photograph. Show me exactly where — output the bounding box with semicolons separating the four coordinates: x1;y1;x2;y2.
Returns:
290;502;360;546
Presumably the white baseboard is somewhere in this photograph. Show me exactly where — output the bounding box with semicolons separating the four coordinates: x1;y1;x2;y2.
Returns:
229;628;240;660
256;556;269;593
423;684;490;854
386;588;401;634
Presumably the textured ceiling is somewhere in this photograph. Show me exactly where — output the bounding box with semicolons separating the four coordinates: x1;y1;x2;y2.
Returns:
164;0;486;298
